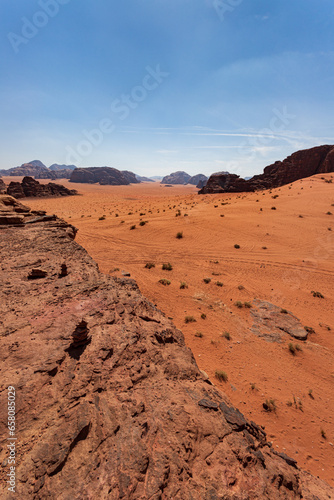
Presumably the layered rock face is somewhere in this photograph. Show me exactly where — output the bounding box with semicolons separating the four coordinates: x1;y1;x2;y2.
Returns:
161;171;191;184
69;167;139;185
6;176;77;199
200;145;334;194
0;196;333;499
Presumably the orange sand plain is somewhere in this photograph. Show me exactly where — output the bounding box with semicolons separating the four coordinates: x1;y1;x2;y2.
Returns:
10;174;334;486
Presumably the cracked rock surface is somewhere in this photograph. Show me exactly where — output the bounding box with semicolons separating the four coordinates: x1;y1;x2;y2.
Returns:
0;196;333;499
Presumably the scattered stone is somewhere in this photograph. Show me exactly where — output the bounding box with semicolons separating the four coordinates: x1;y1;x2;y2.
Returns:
27;269;48;280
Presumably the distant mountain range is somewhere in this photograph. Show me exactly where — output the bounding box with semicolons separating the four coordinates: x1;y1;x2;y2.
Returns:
0;161;76;180
0;161;215;187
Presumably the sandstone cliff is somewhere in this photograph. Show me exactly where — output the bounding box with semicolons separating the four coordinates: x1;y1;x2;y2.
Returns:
0;196;333;499
199;145;334;194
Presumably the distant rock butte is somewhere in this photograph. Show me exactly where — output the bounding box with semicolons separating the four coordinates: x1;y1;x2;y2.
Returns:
0;195;333;499
161;171;191;184
69;167;139;185
5;176;77;199
188;174;208;187
199;145;334;193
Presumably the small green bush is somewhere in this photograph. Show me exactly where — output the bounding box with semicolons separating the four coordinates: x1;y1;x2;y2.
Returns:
176;231;183;239
145;262;155;269
162;262;173;271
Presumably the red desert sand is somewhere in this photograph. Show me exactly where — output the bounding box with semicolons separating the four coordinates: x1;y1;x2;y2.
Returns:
8;173;333;487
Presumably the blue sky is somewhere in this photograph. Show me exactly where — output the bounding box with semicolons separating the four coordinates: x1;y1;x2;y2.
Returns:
1;0;334;177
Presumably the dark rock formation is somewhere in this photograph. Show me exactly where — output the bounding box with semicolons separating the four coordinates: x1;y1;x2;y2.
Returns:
0;178;6;194
6;177;77;199
0;197;333;499
70;167;138;185
188;174;208;186
199;173;253;194
161;171;191;184
200;145;334;193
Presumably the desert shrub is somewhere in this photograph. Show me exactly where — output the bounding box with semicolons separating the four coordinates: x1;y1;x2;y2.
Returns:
98;215;106;220
321;429;327;439
271;206;277;210
145;262;155;269
216;281;224;287
235;301;243;308
159;279;171;286
311;290;324;298
203;277;211;284
162;262;173;271
272;194;279;199
139;221;147;226
263;399;276;412
280;308;288;314
234;244;240;249
180;281;188;289
244;302;252;308
176;231;183;239
201;313;206;319
195;331;203;338
215;370;228;382
238;285;245;290
185;315;196;323
326;211;333;215
222;331;230;340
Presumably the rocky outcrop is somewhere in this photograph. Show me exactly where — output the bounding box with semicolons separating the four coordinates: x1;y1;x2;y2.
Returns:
0;178;6;194
200;145;334;194
6;177;77;199
161;171;191;184
70;167;139;185
188;174;208;187
251;300;309;342
0;197;333;499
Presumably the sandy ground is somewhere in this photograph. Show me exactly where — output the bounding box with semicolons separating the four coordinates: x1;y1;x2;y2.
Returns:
8;174;334;486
